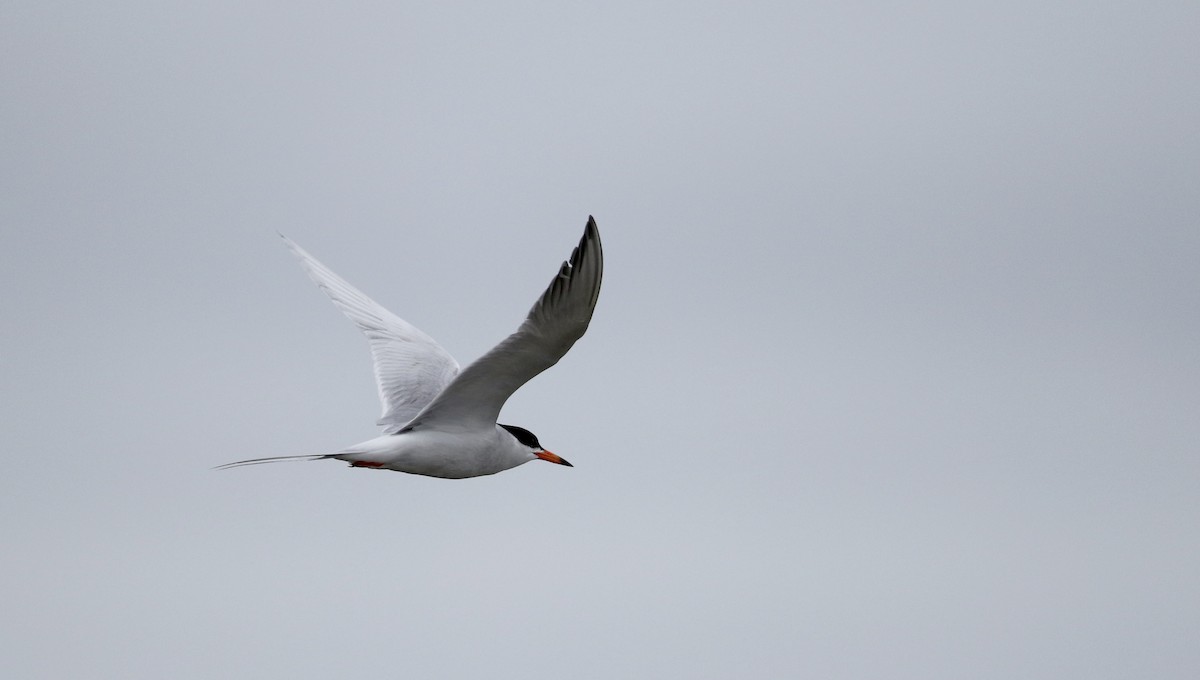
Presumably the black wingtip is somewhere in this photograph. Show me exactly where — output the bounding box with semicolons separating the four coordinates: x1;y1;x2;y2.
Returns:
578;216;599;258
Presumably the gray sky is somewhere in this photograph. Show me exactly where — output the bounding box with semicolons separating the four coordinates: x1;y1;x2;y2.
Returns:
2;2;1198;678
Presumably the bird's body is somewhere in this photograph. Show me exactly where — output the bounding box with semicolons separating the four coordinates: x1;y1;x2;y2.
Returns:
218;217;602;478
332;427;536;479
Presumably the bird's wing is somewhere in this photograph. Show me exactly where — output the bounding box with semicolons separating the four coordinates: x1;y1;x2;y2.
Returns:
280;234;460;431
401;216;603;433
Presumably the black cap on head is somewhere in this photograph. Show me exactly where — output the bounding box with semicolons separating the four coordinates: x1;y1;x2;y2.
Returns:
499;424;542;450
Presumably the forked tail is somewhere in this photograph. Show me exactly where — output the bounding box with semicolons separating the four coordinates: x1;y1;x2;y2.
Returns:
213;454;337;470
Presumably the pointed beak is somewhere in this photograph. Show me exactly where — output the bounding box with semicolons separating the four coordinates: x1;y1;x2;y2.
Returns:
534;450;573;467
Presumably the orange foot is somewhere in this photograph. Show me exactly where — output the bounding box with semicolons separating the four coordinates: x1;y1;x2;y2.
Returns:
349;461;386;468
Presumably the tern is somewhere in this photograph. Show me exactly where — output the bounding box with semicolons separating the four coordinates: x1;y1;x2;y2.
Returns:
217;216;602;478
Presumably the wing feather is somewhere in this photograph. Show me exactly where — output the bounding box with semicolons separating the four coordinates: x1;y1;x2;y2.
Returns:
402;217;603;432
279;234;460;431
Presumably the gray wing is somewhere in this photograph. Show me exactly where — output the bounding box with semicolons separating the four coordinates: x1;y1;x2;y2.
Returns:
280;235;460;432
402;216;603;432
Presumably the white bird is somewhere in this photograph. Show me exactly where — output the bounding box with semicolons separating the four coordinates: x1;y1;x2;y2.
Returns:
217;216;602;478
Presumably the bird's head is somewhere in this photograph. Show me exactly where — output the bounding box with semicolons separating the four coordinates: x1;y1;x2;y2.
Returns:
500;424;573;467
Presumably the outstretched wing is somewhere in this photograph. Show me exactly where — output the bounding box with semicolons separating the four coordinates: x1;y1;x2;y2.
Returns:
402;216;603;432
280;234;460;431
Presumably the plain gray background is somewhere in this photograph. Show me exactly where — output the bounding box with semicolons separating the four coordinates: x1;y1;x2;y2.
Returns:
3;2;1197;678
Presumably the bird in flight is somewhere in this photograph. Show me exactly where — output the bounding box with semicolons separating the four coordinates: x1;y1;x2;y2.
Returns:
218;216;603;478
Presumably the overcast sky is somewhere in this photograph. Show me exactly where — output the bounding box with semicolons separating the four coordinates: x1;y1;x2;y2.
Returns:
2;2;1198;678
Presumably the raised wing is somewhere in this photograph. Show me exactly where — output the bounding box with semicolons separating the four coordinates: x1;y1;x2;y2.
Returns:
402;216;603;432
280;234;460;432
